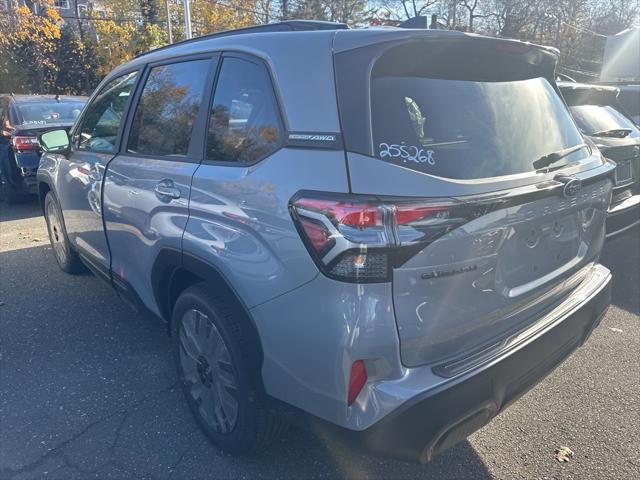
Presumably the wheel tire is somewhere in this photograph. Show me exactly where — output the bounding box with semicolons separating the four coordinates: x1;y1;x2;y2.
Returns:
44;192;83;274
172;284;283;454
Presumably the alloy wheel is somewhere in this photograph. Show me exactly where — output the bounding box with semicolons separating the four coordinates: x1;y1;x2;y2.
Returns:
46;200;67;265
178;308;239;434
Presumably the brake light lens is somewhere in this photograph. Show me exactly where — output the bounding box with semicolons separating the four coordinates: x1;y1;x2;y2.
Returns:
294;198;383;228
291;194;482;283
298;216;334;254
12;136;39;151
347;360;367;406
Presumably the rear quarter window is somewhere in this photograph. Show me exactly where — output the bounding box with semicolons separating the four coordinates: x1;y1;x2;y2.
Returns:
206;56;284;163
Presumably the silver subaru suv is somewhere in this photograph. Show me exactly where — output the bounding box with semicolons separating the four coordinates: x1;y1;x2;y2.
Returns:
37;21;614;462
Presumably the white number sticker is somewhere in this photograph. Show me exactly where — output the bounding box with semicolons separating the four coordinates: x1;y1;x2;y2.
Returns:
378;143;435;166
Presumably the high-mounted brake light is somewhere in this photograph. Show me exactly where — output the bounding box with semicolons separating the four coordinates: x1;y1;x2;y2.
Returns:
290;193;482;283
12;136;39;151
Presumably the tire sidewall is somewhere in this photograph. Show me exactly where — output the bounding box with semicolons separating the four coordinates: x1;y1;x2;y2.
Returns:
171;286;263;453
44;192;74;272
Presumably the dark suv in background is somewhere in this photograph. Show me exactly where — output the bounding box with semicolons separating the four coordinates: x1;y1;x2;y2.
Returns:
0;94;86;202
559;82;640;236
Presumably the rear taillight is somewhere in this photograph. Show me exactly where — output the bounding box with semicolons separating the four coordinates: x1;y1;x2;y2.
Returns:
12;136;39;151
290;193;482;283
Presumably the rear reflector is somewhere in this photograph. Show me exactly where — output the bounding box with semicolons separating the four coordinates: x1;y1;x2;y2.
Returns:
347;360;367;406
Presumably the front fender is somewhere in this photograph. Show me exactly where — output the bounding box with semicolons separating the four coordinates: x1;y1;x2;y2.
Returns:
37;152;62;207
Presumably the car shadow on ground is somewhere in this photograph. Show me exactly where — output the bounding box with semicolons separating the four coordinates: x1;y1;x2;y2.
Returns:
0;244;493;480
0;196;41;222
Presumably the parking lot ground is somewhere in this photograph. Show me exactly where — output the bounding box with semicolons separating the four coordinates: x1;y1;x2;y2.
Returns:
1;200;639;480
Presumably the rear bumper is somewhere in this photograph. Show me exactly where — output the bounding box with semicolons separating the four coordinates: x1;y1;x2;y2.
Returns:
606;194;640;237
0;148;38;194
332;264;611;463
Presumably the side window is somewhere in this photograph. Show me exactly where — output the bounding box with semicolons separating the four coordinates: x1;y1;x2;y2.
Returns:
77;72;138;154
127;59;210;157
207;57;283;163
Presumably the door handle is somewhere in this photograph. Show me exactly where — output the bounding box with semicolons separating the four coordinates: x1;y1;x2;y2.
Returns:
154;180;181;200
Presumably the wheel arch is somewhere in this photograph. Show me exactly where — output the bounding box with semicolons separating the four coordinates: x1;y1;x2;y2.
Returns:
38;180;52;214
152;249;264;362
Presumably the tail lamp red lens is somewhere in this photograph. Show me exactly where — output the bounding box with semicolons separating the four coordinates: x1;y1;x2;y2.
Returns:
12;136;39;151
294;198;383;228
290;194;474;283
347;360;368;406
298;216;334;254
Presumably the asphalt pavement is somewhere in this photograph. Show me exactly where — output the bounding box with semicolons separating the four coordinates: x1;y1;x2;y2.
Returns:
1;200;639;480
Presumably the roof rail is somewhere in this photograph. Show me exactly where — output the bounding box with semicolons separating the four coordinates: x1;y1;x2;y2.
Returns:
134;20;349;60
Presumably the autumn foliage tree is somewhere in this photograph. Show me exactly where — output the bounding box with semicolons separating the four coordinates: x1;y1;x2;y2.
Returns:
54;25;100;94
0;2;61;93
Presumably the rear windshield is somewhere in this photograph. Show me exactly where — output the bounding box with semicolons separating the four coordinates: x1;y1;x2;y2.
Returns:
568;104;640;139
15;101;85;126
371;76;587;179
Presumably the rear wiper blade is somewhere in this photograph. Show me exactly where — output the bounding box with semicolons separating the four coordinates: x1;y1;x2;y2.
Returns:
590;128;632;138
532;143;589;170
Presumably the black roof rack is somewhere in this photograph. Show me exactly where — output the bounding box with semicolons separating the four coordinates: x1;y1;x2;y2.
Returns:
135;20;349;60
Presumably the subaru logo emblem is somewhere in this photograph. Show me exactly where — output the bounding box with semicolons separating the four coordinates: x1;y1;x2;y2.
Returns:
556;175;582;198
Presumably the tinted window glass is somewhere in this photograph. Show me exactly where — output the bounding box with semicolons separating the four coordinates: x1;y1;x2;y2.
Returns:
78;72;138;153
207;57;283;162
569;104;640;139
127;60;210;157
371;76;587;179
15;101;85;126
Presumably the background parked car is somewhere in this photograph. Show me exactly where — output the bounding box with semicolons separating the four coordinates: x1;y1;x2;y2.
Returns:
0;94;87;203
559;82;640;237
599;27;640;125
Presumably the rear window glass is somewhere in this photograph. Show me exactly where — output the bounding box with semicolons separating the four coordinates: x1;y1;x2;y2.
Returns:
206;57;283;163
569;104;640;139
16;101;85;126
371;76;587;179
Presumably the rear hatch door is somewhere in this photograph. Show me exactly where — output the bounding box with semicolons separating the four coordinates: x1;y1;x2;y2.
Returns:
334;32;615;368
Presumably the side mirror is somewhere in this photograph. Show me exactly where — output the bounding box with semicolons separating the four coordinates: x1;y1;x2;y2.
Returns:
39;129;70;154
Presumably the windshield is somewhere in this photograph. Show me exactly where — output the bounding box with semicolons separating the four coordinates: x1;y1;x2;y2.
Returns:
371;76;587;179
568;104;640;138
16;101;85;126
